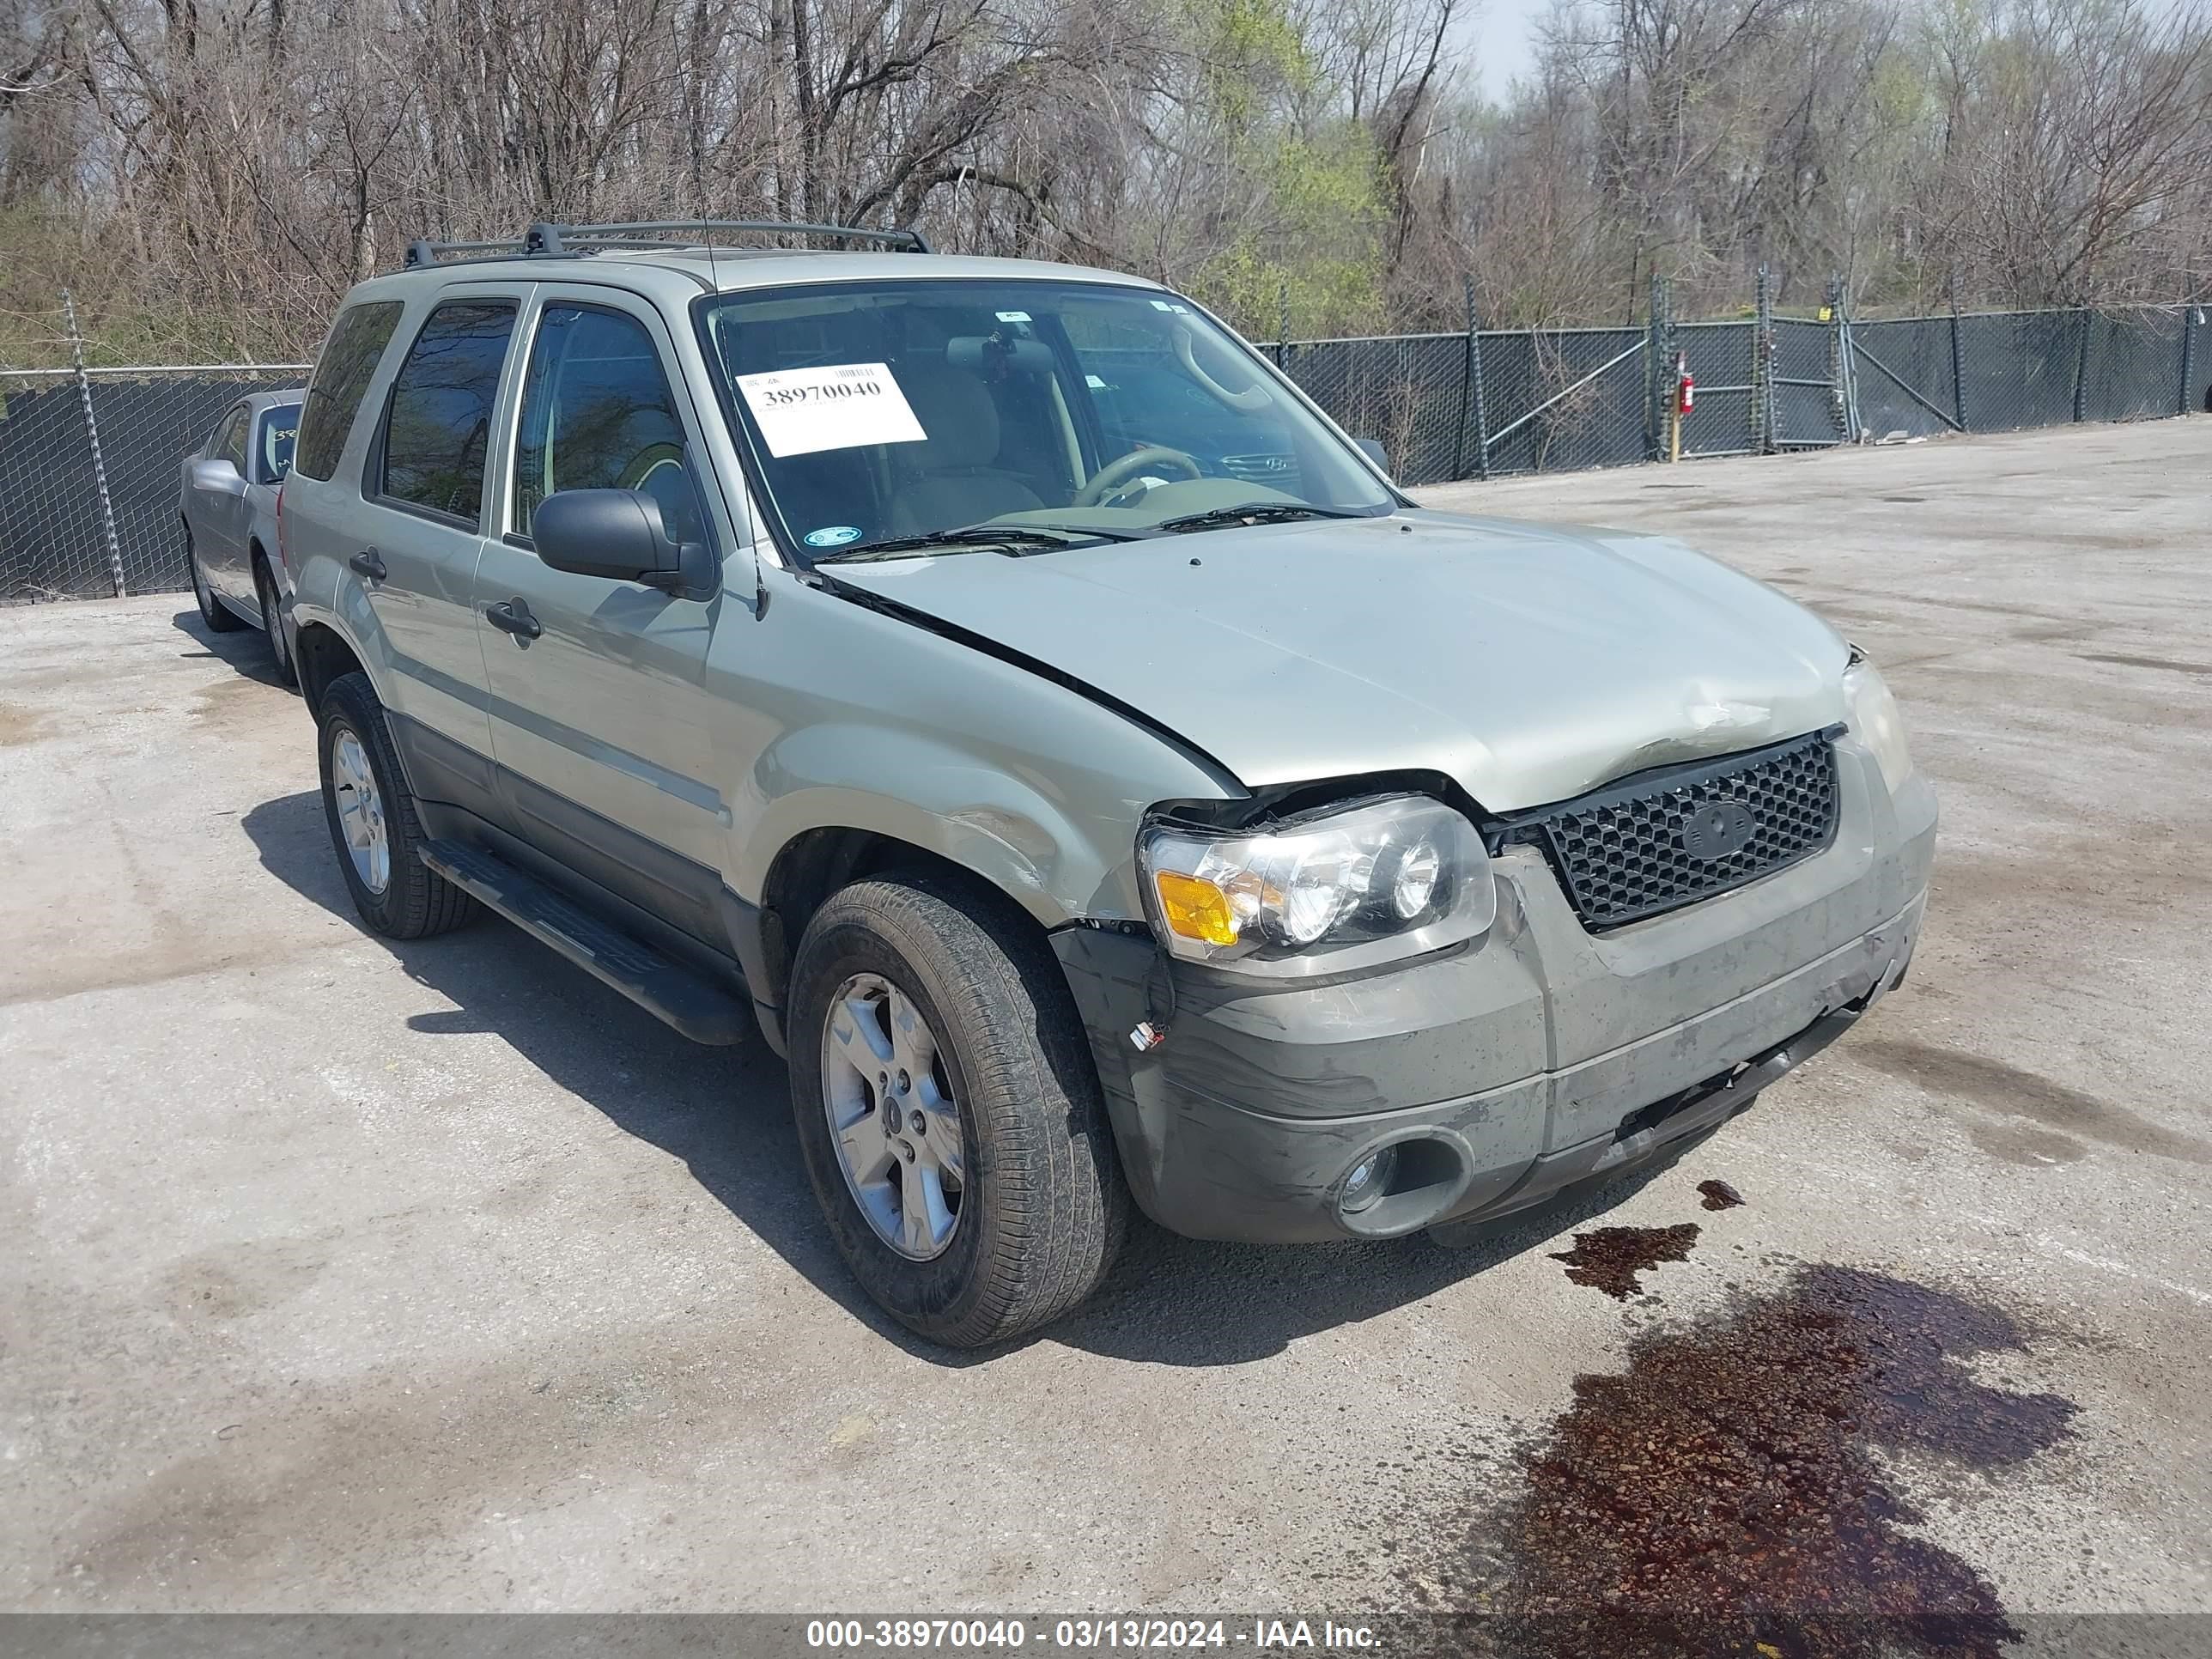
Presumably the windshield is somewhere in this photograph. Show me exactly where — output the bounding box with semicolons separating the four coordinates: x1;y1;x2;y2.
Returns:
258;404;301;484
698;279;1394;557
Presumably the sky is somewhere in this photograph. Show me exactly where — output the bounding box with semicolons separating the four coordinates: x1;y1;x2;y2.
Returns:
1462;0;1552;99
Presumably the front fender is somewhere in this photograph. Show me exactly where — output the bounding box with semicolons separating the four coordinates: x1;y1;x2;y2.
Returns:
739;724;1127;927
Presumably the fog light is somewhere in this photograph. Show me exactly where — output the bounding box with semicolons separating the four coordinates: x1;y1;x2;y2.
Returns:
1342;1146;1396;1212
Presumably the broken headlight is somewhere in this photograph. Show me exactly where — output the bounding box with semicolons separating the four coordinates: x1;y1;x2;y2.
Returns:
1139;794;1495;969
1843;652;1915;794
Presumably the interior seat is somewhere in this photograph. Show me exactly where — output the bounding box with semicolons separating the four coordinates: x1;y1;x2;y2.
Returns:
888;368;1044;533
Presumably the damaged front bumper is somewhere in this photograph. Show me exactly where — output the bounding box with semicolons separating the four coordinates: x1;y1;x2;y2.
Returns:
1054;743;1936;1244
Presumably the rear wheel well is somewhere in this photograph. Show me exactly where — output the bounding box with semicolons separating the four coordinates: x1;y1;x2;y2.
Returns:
757;829;1026;1007
295;623;364;714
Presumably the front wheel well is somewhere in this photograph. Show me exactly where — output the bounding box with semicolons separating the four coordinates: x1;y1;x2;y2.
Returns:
294;623;364;714
756;828;1031;1008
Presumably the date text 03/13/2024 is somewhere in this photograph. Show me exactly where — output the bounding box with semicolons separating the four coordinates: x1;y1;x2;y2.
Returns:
804;1620;1381;1652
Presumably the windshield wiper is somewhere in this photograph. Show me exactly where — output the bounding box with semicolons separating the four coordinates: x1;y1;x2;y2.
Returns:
813;526;1085;562
1158;501;1373;534
812;522;1147;562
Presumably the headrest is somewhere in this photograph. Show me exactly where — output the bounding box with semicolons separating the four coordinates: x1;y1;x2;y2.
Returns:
902;369;1001;469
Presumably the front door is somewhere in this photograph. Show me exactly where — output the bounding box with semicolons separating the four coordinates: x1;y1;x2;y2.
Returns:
197;405;253;600
471;289;735;947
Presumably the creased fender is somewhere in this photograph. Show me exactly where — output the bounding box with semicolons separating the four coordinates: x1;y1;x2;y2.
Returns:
736;723;1127;927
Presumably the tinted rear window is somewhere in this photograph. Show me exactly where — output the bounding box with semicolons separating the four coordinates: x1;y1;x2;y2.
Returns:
375;301;517;524
295;302;403;480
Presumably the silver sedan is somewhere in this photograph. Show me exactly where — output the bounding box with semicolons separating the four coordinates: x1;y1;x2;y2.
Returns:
179;388;304;685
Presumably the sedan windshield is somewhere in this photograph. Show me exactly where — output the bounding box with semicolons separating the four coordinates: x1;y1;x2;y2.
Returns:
698;279;1394;558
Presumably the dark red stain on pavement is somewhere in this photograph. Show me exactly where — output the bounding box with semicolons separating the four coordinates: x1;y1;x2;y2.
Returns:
1431;1265;2078;1659
1698;1178;1746;1211
1550;1224;1700;1298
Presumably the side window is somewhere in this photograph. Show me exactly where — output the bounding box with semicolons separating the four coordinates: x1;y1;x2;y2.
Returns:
376;301;518;525
294;301;403;481
259;407;300;483
215;410;249;471
512;304;705;544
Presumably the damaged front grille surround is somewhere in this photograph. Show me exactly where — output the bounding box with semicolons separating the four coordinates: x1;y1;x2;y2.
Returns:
1494;729;1843;931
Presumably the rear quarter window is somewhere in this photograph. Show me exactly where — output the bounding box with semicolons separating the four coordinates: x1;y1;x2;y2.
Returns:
258;406;301;483
294;301;404;481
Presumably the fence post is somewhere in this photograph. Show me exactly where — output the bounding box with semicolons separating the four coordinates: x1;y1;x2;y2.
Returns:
1948;275;1970;430
1273;277;1290;368
1467;287;1492;481
1753;264;1777;453
1645;270;1668;461
1452;276;1474;481
2071;304;2092;423
2179;301;2197;416
62;289;129;600
1826;276;1852;442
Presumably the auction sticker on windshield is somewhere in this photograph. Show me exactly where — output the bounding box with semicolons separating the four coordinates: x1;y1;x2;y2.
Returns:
736;362;927;458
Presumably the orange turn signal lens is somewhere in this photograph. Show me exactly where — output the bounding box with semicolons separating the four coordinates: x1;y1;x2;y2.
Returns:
1154;872;1239;947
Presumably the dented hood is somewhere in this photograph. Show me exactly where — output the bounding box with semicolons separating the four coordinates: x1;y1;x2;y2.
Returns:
828;509;1850;811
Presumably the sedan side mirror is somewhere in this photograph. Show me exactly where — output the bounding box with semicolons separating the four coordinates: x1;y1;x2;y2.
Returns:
532;488;719;602
1353;437;1391;475
190;458;247;496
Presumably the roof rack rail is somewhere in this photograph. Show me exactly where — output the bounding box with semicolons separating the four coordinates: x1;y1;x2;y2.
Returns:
403;237;531;269
525;219;933;256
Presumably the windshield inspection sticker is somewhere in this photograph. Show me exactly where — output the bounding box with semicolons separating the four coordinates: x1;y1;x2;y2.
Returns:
734;362;926;458
803;525;863;548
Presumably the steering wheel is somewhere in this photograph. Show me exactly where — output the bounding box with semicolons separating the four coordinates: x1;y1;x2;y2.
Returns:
1074;445;1203;507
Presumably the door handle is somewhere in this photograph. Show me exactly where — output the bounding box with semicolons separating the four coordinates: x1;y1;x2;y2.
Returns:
349;548;386;582
485;598;542;641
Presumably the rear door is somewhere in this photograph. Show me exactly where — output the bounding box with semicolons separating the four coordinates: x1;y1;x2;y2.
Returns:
471;288;732;945
351;289;526;775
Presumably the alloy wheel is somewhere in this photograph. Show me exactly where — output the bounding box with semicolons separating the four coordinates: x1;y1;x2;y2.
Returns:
820;972;967;1260
330;727;391;895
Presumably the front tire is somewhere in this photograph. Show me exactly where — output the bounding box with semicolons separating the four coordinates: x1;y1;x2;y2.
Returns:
253;555;299;689
317;672;477;939
787;874;1128;1348
185;526;243;632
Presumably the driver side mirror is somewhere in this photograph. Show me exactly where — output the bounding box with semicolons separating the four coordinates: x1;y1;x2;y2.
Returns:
191;458;247;496
1353;437;1391;476
532;489;719;602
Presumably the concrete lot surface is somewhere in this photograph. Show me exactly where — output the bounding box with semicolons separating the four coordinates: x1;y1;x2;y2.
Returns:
2;420;2209;1621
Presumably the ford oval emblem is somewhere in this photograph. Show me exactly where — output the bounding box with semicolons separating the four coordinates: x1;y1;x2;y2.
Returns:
1682;800;1757;861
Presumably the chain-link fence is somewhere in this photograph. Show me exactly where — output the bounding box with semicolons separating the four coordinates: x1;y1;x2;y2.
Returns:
1273;286;2204;492
1;362;310;603
3;281;2207;604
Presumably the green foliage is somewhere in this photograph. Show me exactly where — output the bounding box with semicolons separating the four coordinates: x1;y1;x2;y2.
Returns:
1183;0;1316;118
0;208;267;368
1194;122;1390;337
1161;0;1391;338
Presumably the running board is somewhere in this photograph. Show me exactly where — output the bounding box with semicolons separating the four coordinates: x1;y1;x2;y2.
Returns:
419;838;750;1045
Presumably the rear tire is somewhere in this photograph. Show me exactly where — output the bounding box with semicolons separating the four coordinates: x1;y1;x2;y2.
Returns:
317;672;478;939
185;527;244;632
787;873;1128;1348
254;554;299;689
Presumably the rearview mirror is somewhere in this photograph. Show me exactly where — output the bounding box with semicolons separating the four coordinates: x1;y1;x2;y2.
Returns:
190;458;246;495
532;489;719;603
1353;437;1391;475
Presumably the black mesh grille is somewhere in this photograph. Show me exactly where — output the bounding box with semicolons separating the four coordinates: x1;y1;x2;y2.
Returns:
1506;732;1841;931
